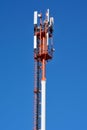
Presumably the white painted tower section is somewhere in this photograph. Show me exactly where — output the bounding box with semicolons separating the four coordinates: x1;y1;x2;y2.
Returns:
41;80;46;130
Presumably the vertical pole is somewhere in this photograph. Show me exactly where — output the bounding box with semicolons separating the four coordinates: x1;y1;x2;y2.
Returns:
41;59;46;130
41;80;46;130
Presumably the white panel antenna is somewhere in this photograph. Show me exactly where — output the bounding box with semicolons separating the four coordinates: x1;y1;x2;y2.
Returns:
46;9;49;22
34;35;37;49
34;11;38;25
50;17;54;25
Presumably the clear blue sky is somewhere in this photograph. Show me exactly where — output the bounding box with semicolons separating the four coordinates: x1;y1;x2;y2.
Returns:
0;0;87;130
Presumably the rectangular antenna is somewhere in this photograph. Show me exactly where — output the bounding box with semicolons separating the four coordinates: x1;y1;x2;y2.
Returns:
34;35;37;49
34;11;38;25
50;17;54;25
46;9;49;22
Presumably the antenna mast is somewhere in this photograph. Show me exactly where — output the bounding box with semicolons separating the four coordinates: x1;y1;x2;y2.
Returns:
33;9;54;130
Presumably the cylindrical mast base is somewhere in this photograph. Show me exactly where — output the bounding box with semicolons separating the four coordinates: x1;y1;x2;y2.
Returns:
41;80;46;130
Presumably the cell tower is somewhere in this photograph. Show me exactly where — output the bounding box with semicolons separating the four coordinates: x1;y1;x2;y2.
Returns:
33;9;54;130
